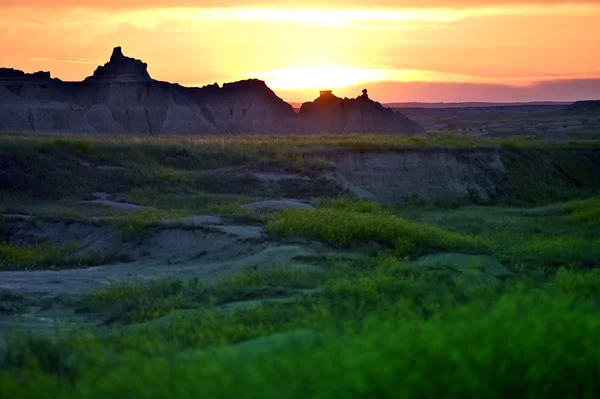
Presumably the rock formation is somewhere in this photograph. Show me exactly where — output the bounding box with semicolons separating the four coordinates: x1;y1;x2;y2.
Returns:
0;47;425;135
299;89;425;135
84;47;151;83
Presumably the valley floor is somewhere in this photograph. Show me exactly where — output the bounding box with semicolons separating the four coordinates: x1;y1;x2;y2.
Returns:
0;134;599;398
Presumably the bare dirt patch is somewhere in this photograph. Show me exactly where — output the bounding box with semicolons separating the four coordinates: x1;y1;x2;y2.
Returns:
0;217;322;298
0;213;323;339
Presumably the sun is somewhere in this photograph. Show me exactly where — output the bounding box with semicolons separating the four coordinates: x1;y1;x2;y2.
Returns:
251;67;461;91
253;67;391;90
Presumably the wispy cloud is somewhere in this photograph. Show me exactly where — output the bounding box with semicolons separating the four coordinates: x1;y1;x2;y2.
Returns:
28;57;101;64
4;3;600;33
3;0;600;11
112;4;600;29
248;66;600;90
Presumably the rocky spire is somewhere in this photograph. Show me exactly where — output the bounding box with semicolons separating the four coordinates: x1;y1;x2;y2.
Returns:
84;47;151;82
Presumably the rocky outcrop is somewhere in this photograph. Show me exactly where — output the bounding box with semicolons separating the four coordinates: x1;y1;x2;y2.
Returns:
0;47;424;135
84;47;151;83
190;80;305;134
0;68;54;83
299;89;425;135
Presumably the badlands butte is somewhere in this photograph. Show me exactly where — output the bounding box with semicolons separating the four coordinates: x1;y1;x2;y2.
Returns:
0;47;424;135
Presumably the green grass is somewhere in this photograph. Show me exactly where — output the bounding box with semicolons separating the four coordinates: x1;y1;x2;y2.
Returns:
2;265;600;398
115;187;262;216
0;242;109;271
268;203;485;257
564;198;600;226
3;132;598;150
1;133;600;397
394;198;600;271
315;197;385;213
76;267;324;324
550;267;600;298
106;208;192;239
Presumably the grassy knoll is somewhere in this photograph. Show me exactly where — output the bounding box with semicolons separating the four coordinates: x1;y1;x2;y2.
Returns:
268;199;485;257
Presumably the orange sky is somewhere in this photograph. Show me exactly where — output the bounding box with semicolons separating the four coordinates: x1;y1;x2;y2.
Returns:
1;1;599;103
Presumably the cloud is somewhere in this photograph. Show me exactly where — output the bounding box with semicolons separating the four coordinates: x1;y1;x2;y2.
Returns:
6;3;594;33
27;57;101;64
248;66;600;91
2;0;599;10
3;2;600;35
373;79;600;103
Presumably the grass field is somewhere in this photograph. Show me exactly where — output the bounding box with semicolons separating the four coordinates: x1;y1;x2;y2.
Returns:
1;134;599;397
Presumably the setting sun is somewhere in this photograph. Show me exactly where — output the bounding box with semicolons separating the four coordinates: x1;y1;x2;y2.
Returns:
251;67;390;90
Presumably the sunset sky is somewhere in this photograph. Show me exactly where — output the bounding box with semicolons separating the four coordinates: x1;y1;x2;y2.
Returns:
1;1;599;103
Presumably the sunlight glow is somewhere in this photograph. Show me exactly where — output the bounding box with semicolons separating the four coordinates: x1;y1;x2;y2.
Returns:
251;67;489;90
2;2;599;102
248;67;600;91
252;67;391;90
115;5;600;30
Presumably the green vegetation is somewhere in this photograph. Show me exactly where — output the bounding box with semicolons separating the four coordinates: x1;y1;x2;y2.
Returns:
2;263;600;398
1;133;599;397
0;242;109;271
268;205;484;257
116;187;262;216
397;197;600;271
76;268;323;324
564;198;600;226
107;208;191;239
4;132;598;153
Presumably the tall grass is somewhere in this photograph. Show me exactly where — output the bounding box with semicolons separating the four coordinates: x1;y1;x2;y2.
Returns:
108;209;191;239
2;267;600;398
0;242;106;271
76;268;324;324
268;206;485;257
1;133;598;157
565;198;600;226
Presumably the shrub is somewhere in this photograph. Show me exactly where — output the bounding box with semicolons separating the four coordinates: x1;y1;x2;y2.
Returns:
0;242;75;271
268;208;485;255
566;198;600;226
0;242;110;271
109;209;190;239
